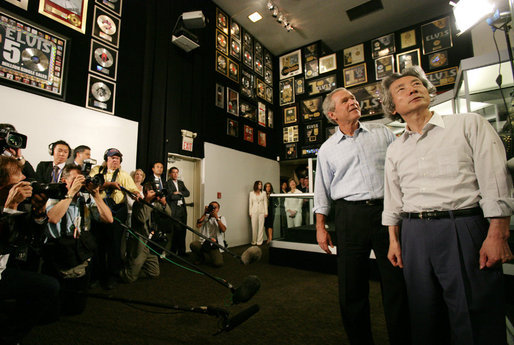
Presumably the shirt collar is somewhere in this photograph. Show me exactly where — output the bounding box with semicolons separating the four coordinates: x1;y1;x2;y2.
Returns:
400;111;444;142
54;162;65;169
335;122;366;142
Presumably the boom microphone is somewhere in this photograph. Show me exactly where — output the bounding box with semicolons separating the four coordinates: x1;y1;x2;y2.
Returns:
218;304;260;333
240;246;262;265
232;275;261;304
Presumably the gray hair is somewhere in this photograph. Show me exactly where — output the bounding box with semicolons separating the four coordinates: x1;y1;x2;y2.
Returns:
322;87;349;124
380;65;437;122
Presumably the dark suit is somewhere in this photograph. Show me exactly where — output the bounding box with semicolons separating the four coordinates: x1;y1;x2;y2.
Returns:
35;161;58;183
166;179;190;256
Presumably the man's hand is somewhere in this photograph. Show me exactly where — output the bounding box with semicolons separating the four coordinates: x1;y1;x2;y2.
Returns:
68;174;85;197
103;181;121;190
31;192;48;215
288;210;296;217
387;225;403;268
157;196;167;206
85;181;101;197
479;217;513;269
316;213;333;254
4;181;32;209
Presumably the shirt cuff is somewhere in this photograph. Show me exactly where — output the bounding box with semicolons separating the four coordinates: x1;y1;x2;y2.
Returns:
312;206;330;216
479;198;514;218
382;210;402;226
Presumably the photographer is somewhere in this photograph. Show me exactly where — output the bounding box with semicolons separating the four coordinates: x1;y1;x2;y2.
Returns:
72;145;91;169
190;202;227;267
0;123;35;180
0;156;60;345
36;140;71;183
121;182;171;283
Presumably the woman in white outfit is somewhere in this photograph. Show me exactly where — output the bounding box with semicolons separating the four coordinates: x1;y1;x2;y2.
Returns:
249;180;267;245
284;178;303;228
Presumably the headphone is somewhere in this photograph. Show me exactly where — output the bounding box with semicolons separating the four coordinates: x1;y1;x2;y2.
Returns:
103;148;123;162
48;140;71;158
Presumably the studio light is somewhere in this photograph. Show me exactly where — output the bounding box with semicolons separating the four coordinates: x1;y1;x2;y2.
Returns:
266;1;294;32
451;0;495;35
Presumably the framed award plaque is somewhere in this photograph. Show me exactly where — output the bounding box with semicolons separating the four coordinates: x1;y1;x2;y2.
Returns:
279;77;295;106
343;63;367;88
254;56;263;77
92;6;121;48
421;17;452;55
264;67;273;86
283;125;299;143
304;121;321;143
283;106;297;125
285;143;297;159
375;55;394;80
227;118;239;137
264;50;272;68
396;49;420;74
89;39;118;81
243;30;253;49
216;8;229;35
240;69;254;99
307;74;337;96
240;101;256;122
301;97;322;121
267;108;274;128
304;59;319;80
230;19;241;40
216;29;229;55
216;51;228;76
265;85;273;104
5;0;28;10
400;29;416;49
279;49;302;80
343;43;364;67
258;101;266;126
319;53;337;74
96;0;122;16
429;50;448;70
227;87;239;116
244;125;254;143
228;58;239;83
256;78;266;100
304;43;318;62
371;33;395;59
215;83;224;108
426;66;458;87
86;74;116;114
39;0;88;33
348;82;382;117
295;77;305;95
254;41;263;58
230;38;241;60
258;131;266;147
243;46;253;70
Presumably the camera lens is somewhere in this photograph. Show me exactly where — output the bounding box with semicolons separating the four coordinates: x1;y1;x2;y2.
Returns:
7;134;22;148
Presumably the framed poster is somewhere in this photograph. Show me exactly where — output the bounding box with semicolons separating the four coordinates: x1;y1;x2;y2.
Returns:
371;33;395;59
267;108;273;128
283;106;297;124
285;143;297;159
254;56;263;77
5;0;28;10
265;85;273;104
426;66;458;87
264;66;273;86
240;69;254;99
304;121;321;143
92;6;121;48
348;82;382;117
343;63;367;88
215;83;224;108
400;29;416;49
228;58;239;83
216;51;228;76
89;39;118;81
216;8;229;35
301;97;322;121
307;74;337;96
86;74;115;114
230;38;241;60
95;0;122;16
279;49;302;80
295;77;305;95
256;78;266;100
319;53;337;74
230;19;240;40
283;125;299;143
240;101;256;121
39;0;88;33
264;50;272;68
258;101;266;126
258;131;266;147
396;48;420;74
227;87;239;116
343;43;364;66
375;55;395;80
429;50;448;70
244;125;254;142
304;59;319;80
227;118;238;137
279;77;295;106
242;46;253;70
421;16;452;55
216;29;229;55
0;9;67;97
303;43;318;62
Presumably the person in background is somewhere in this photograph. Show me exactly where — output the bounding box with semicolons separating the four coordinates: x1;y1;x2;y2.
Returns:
72;145;91;169
166;167;190;257
36;140;71;183
263;182;276;244
128;169;145;227
284;178;303;228
279;180;288;237
249;180;267;246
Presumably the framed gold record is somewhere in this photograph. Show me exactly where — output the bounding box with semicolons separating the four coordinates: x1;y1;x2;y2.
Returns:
92;6;121;48
95;0;123;16
89;39;118;81
39;0;88;33
230;19;241;40
86;74;116;114
215;51;228;76
216;8;229;35
216;29;229;55
227;58;239;83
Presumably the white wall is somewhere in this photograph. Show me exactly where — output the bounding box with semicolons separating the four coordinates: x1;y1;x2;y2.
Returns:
0;85;138;172
471;21;514;57
203;142;280;247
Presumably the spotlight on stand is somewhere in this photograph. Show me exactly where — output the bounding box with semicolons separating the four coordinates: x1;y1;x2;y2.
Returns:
171;10;206;52
450;0;495;36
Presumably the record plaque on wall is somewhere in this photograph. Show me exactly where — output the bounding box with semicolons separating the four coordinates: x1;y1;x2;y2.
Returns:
421;17;452;55
89;39;118;81
96;0;122;16
39;0;88;33
279;49;302;79
92;6;121;48
86;74;115;114
371;33;395;59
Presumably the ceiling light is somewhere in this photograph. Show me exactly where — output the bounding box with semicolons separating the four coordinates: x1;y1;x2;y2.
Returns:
285;23;293;32
267;0;274;10
277;13;284;23
451;0;495;35
272;8;279;17
248;11;263;22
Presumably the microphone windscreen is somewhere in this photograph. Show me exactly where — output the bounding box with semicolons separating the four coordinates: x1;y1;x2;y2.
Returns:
232;275;261;304
222;304;260;332
240;246;262;265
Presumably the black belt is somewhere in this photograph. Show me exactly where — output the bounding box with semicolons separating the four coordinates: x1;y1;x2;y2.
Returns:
401;207;482;220
338;198;383;206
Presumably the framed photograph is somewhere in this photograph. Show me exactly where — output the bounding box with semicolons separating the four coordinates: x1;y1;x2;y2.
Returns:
216;8;229;35
254;56;263;77
396;49;420;74
258;131;266;147
283;106;297;124
5;0;28;10
243;30;253;49
230;19;241;40
426;66;458;87
400;29;416;49
301;97;323;121
92;6;121;48
240;69;254;99
348;82;382;117
227;87;239;116
216;51;228;76
89;39;118;81
95;0;122;16
242;46;253;70
258;101;266;126
279;77;295;106
319;53;337;74
279;49;302;80
326;126;337;139
375;55;395;80
267;108;273;128
244;125;254;142
240;101;256;121
256;78;266;100
371;33;395;59
303;43;318;62
230;38;241;60
227;118;239;137
86;74;116;114
343;63;367;88
39;0;88;33
215;83;224;108
216;29;229;55
307;74;337;96
265;85;273;104
264;67;273;86
304;121;321;143
254;41;263;58
283;125;299;143
304;59;319;80
421;16;452;55
343;43;364;66
228;58;239;83
429;50;448;70
285;143;297;159
295;77;305;95
264;50;272;68
0;9;67;97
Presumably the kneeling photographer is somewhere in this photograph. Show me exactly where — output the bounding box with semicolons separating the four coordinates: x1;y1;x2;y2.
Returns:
190;202;227;267
43;164;113;315
120;181;171;283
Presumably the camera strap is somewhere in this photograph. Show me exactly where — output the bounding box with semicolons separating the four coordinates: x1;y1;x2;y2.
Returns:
100;166;120;198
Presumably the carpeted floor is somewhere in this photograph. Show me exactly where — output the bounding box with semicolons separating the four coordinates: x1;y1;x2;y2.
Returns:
25;244;389;345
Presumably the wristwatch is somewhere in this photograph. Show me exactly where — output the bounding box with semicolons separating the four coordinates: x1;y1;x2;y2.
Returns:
64;194;73;199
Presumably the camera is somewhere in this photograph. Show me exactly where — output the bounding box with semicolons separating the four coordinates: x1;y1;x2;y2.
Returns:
81;158;97;176
30;181;68;199
150;181;167;198
148;230;168;252
0;128;27;151
82;173;105;193
205;203;214;215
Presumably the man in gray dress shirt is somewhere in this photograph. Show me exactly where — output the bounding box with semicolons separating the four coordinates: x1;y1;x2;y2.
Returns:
381;66;513;345
314;87;410;345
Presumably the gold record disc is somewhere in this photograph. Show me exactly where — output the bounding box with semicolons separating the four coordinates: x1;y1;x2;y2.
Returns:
91;82;112;102
97;15;117;35
231;40;240;53
229;62;237;75
217;55;226;69
94;47;114;68
217;33;227;48
68;14;81;27
21;48;49;72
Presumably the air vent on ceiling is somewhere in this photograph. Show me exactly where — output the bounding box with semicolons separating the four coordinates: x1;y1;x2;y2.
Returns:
346;0;384;21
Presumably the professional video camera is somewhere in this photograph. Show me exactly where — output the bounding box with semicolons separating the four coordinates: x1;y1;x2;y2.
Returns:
30;181;67;199
0;128;27;151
